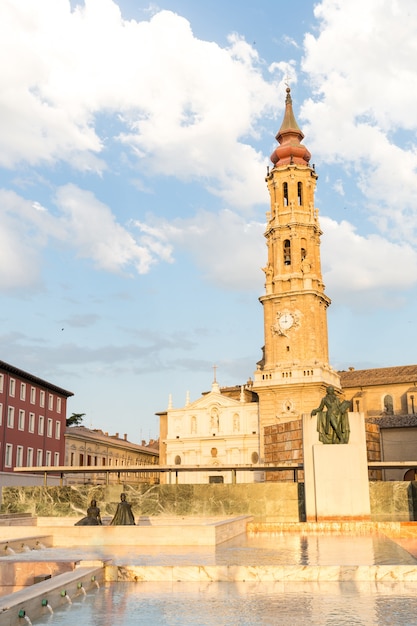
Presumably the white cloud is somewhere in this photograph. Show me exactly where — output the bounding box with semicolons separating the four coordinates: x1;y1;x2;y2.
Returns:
281;36;299;50
0;219;39;290
0;184;175;288
135;209;266;291
116;20;280;208
54;184;161;274
321;216;417;307
3;0;417;308
0;1;281;208
269;60;297;83
0;1;104;169
0;190;50;290
301;0;417;242
332;179;344;196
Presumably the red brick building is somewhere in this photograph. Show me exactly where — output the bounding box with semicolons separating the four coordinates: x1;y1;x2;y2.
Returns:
0;360;73;473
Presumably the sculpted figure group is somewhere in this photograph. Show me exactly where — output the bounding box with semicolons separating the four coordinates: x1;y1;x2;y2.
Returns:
311;385;351;445
75;493;135;526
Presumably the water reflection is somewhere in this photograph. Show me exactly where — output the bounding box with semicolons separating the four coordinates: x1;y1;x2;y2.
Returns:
213;533;417;567
29;581;417;626
7;533;417;567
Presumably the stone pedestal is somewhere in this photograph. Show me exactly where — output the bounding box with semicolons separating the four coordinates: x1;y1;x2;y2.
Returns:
302;412;371;521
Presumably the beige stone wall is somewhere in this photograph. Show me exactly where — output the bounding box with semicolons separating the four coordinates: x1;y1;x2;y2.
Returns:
343;381;413;417
65;430;158;468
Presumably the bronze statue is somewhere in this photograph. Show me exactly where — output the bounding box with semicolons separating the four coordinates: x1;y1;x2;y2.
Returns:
75;499;102;526
110;493;135;525
311;386;350;444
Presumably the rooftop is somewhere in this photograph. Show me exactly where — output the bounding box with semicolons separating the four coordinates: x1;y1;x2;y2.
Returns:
340;365;417;388
0;359;73;397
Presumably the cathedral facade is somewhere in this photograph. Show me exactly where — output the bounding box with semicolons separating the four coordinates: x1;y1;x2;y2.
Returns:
159;379;261;484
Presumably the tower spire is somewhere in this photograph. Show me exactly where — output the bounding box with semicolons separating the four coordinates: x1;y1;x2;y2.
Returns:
270;87;311;167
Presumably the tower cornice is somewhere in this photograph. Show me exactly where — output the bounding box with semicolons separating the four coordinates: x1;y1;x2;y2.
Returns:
259;290;331;306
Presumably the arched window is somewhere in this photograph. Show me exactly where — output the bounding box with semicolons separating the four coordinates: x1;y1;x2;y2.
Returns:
283;182;288;206
383;395;394;415
301;237;307;261
174;455;182;465
297;182;303;205
283;239;291;265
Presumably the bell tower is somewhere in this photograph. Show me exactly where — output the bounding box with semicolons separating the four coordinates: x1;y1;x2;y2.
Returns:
253;88;340;443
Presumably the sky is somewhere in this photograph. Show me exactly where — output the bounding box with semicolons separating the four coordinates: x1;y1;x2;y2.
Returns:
1;0;417;442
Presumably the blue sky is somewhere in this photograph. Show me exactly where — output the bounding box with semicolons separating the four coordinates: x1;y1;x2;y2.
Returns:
1;0;417;441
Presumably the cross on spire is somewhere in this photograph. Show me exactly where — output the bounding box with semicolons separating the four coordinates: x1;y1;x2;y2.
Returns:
213;364;217;383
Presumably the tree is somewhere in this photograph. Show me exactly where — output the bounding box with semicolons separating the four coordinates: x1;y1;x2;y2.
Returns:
66;412;85;427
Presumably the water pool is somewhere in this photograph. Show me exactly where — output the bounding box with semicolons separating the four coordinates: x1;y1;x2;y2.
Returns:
4;529;417;625
9;532;417;567
29;580;417;626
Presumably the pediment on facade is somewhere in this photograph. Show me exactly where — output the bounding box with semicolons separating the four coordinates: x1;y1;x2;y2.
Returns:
186;391;243;411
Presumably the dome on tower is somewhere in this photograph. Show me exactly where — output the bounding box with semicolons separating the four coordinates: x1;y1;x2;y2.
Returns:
270;87;311;167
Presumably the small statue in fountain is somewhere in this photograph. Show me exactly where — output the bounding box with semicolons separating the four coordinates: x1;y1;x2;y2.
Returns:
110;493;135;525
75;499;102;526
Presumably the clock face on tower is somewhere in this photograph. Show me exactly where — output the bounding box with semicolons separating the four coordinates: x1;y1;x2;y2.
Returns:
278;313;294;330
272;310;301;336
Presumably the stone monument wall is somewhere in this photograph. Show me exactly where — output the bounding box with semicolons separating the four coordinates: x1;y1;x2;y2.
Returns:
0;483;304;523
264;420;304;482
1;482;416;522
264;418;382;482
365;421;382;480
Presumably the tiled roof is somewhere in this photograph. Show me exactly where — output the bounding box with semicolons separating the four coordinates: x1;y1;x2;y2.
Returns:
339;365;417;388
366;415;417;428
65;426;158;454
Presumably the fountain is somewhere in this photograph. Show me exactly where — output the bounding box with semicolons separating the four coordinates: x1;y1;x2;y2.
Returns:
41;599;53;614
1;405;416;626
60;590;72;604
17;610;32;625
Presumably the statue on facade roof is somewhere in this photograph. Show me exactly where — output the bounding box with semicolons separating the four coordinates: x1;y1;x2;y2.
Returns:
311;386;351;444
